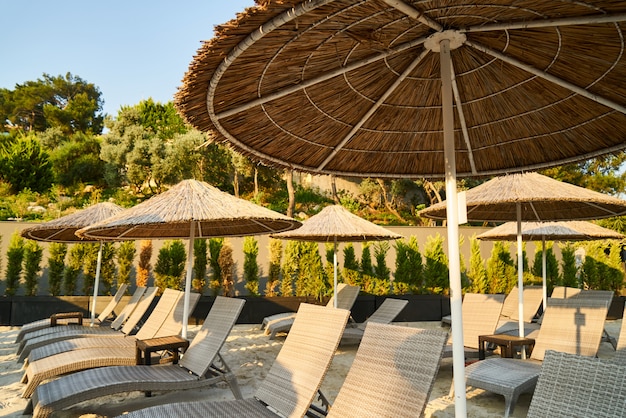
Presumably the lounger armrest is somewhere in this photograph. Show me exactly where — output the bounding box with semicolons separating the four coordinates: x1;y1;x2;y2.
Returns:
50;312;83;326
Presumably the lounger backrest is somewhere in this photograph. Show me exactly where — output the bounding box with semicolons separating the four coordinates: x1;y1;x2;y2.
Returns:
329;323;448;418
616;302;626;353
154;292;201;338
109;286;146;330
255;303;350;418
462;293;505;349
118;286;160;335
530;298;608;361
502;286;543;322
528;350;626;417
130;288;180;339
576;289;613;308
550;286;582;299
327;283;360;310
96;283;129;323
357;298;408;330
180;296;245;377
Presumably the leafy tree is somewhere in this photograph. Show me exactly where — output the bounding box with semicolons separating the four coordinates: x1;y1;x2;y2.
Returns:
154;240;186;292
23;240;43;296
559;243;578;288
266;239;282;297
393;236;422;293
208;238;224;296
342;243;361;287
98;243;117;295
81;243;100;296
281;240;299;296
468;236;488;293
486;241;516;294
117;241;136;290
63;244;83;295
4;232;25;296
48;132;104;186
193;239;208;294
47;243;67;296
243;237;260;296
422;234;449;294
297;241;327;299
530;243;559;290
0;135;53;193
136;240;152;287
218;241;235;297
0;72;104;134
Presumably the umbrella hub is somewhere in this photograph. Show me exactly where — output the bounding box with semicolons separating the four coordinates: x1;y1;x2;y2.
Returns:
424;30;466;52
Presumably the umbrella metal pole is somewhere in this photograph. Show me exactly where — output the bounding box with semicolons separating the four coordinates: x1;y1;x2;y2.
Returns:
333;237;338;308
182;223;195;339
516;204;526;358
542;236;547;312
90;242;104;326
440;38;467;418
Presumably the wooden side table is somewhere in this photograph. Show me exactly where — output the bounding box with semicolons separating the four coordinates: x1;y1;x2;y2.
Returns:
135;336;189;366
478;334;535;360
50;312;83;326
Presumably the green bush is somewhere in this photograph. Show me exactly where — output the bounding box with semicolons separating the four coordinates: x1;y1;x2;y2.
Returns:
243;236;259;296
23;240;43;296
47;243;67;296
5;232;25;296
154;240;186;292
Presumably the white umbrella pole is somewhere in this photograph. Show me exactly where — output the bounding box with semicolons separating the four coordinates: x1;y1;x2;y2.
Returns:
440;39;467;418
182;223;196;339
90;242;104;327
542;236;547;312
333;237;338;308
516;204;525;340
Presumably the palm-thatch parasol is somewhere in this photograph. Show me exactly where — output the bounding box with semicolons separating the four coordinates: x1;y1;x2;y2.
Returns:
477;220;625;311
20;202;124;325
174;2;626;414
420;172;626;339
77;179;301;338
270;205;402;307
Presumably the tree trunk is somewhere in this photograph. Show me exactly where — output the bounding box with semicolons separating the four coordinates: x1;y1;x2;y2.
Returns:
286;169;295;218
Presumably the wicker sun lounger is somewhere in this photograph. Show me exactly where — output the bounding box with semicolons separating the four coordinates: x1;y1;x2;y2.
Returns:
527;350;626;418
464;298;609;417
261;283;359;330
441;293;505;359
265;283;359;339
15;284;131;344
21;292;201;398
495;286;544;335
27;301;342;418
119;321;447;418
340;298;408;345
17;287;166;363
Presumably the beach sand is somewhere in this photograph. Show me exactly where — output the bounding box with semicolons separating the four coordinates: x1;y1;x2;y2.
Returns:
0;319;621;417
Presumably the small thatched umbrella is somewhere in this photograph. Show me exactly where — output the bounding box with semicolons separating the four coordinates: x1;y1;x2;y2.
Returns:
77;179;301;338
270;205;402;307
21;202;124;325
477;220;625;310
420;172;626;338
175;2;626;414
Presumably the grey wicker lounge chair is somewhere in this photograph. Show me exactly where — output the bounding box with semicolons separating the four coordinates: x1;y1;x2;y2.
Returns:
495;285;544;335
17;287;165;363
442;293;506;359
340;298;408;345
265;283;359;340
464;298;609;418
527;350;626;418
27;301;344;418
15;284;131;344
20;291;201;398
119;321;447;418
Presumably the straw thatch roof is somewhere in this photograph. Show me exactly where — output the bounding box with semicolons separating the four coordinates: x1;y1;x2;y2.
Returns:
419;172;626;222
21;202;124;243
477;220;625;242
270;204;402;242
175;1;626;179
77;180;301;240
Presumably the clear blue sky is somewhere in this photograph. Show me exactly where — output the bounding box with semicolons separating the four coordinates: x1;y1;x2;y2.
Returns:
1;1;255;117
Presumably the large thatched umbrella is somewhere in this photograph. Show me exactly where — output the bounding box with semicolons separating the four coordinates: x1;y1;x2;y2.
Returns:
20;202;124;325
77;179;301;338
270;205;402;307
477;220;625;311
420;172;626;338
174;2;626;414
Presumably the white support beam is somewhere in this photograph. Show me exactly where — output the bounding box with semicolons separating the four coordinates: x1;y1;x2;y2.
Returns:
450;60;477;174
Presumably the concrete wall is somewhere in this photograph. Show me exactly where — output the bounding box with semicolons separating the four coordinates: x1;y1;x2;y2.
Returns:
0;221;554;296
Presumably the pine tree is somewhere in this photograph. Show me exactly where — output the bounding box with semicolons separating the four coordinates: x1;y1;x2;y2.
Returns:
243;236;259;296
468;236;487;293
266;239;282;297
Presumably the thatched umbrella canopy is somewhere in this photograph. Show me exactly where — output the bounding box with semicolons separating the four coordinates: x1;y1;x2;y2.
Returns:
77;179;301;338
477;220;625;309
271;205;402;306
420;172;626;338
175;2;626;414
21;202;124;325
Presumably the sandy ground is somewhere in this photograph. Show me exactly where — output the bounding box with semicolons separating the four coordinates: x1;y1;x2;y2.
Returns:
0;319;621;417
